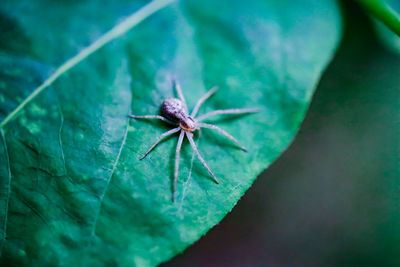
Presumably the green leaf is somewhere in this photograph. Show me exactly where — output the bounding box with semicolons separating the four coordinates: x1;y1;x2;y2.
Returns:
0;0;342;266
164;3;400;265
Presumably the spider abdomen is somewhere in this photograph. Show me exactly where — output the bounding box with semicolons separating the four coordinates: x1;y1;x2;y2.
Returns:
162;98;197;131
161;98;186;122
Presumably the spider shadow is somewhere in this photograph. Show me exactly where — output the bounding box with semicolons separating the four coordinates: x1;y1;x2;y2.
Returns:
129;116;177;131
199;112;254;125
167;137;196;201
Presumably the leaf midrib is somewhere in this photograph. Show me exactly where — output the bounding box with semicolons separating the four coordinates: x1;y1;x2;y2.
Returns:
0;0;176;129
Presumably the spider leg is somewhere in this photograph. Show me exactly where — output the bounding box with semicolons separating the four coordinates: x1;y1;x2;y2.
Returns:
172;77;188;112
186;132;219;184
197;123;247;151
129;114;175;125
140;127;181;160
173;130;185;202
196;108;260;122
191;86;219;117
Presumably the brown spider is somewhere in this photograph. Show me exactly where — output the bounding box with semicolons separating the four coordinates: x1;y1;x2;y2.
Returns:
129;78;259;201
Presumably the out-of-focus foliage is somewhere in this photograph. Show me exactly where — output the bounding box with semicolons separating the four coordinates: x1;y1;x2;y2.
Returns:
0;0;341;266
372;0;400;53
357;0;400;36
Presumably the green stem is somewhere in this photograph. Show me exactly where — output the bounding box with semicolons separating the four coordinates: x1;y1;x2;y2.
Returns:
357;0;400;36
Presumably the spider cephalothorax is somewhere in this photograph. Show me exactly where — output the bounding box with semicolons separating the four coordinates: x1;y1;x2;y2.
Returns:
129;78;259;201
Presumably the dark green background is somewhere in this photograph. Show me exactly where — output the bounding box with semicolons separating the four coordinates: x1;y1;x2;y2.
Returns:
164;2;400;266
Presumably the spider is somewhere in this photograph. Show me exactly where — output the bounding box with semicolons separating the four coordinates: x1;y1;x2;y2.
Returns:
129;78;259;201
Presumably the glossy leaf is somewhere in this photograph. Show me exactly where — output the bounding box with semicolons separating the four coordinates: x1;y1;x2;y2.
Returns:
164;3;400;265
0;0;342;266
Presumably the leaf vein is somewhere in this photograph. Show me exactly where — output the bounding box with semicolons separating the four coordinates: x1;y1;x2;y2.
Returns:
0;129;11;254
91;119;130;236
57;104;67;175
0;0;176;129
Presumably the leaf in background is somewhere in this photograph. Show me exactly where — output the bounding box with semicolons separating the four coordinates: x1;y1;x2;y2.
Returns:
357;0;400;36
0;0;342;266
371;0;400;53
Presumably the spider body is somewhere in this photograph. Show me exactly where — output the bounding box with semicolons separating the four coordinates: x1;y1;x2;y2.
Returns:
129;78;259;201
162;98;197;132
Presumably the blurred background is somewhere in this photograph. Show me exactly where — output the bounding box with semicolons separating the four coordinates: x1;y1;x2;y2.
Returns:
164;1;400;266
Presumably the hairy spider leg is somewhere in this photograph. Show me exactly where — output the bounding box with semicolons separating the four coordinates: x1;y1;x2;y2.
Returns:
139;127;181;160
129;115;175;125
172;77;188;112
196;108;260;122
173;130;185;202
197;122;247;151
186;131;219;184
191;86;219;117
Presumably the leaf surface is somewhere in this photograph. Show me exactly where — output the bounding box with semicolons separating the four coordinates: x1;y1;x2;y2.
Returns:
0;0;341;266
164;4;400;265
